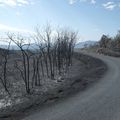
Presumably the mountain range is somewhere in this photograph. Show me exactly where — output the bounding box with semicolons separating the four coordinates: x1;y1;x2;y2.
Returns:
0;40;97;50
75;40;97;48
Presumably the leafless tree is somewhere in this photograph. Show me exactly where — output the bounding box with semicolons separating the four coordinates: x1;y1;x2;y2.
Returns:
0;40;11;94
99;35;111;48
8;34;32;94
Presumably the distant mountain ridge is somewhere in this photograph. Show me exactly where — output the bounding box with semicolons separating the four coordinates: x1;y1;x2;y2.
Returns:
75;40;97;48
0;43;38;50
0;40;97;50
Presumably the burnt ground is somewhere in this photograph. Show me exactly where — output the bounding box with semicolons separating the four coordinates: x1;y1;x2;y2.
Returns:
0;52;107;120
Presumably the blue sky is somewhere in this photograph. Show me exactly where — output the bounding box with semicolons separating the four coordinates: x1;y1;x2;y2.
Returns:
0;0;120;42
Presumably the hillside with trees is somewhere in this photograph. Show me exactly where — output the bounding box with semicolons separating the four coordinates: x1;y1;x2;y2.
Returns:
97;31;120;56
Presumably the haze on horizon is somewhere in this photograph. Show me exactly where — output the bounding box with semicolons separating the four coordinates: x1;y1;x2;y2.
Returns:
0;0;120;43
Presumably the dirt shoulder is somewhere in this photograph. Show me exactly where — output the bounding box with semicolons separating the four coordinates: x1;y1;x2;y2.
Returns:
0;52;107;120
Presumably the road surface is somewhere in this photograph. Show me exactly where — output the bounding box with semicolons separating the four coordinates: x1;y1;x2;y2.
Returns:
23;53;120;120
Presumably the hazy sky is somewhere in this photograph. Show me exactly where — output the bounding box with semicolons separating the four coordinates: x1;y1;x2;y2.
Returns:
0;0;120;41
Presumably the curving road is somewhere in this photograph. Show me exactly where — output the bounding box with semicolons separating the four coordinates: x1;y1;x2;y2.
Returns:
22;53;120;120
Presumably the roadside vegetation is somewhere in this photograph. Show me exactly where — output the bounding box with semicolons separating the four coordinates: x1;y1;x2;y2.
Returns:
0;25;108;119
96;30;120;56
0;25;77;94
81;30;120;57
0;25;79;116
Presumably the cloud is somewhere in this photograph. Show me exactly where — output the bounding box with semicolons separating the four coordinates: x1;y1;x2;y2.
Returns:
0;23;35;34
79;0;87;2
102;2;116;11
17;0;28;5
0;0;33;7
68;0;77;5
79;0;96;4
1;0;17;7
90;0;96;4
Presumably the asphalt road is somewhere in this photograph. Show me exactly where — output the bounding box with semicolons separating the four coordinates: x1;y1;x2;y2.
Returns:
23;53;120;120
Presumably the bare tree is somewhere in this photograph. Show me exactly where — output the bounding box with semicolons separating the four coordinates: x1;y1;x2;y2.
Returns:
114;30;120;52
0;40;11;94
44;26;76;78
99;35;111;48
8;34;31;94
33;27;49;78
55;30;77;74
